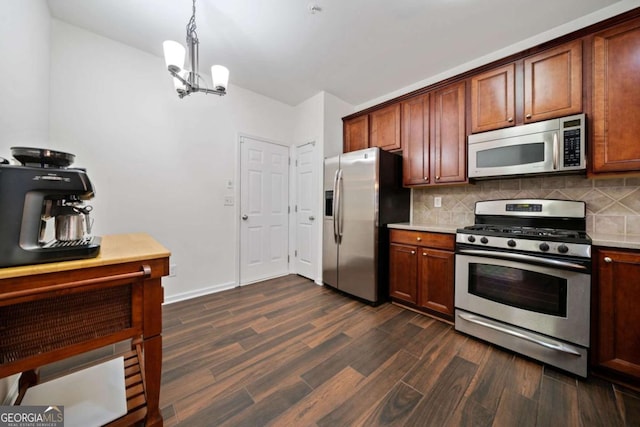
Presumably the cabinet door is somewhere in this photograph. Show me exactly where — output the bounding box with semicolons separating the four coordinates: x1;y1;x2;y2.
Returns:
470;63;515;133
431;81;467;184
370;104;401;151
592;19;640;173
418;248;454;317
343;115;369;153
594;249;640;379
523;39;582;123
401;94;429;186
389;243;418;304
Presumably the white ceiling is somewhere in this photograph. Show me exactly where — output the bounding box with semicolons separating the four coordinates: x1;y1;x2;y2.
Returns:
47;0;624;107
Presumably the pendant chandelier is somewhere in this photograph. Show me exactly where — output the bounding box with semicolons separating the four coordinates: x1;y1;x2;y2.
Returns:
163;0;229;98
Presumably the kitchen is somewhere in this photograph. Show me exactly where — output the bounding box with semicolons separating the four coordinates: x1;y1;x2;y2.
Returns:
1;0;640;425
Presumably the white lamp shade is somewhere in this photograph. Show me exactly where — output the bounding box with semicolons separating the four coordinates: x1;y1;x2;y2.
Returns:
163;40;185;70
211;65;229;91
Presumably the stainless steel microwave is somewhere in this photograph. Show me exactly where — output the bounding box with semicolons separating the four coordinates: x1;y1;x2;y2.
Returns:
468;114;586;179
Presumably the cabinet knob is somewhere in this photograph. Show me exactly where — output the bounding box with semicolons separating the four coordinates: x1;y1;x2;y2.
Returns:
422;252;427;256
604;256;612;263
424;176;428;180
411;250;416;255
416;237;422;242
507;117;513;122
436;176;440;181
525;114;532;119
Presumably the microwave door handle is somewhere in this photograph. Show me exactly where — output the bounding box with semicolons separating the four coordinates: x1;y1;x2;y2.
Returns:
553;132;559;170
457;249;589;271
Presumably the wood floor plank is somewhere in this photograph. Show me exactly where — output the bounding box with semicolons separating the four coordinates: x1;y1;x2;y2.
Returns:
317;350;419;427
614;387;640;426
504;355;543;400
220;380;312;427
445;396;494;427
246;332;352;401
159;275;634;426
466;346;515;412
356;381;424;426
576;377;623;426
536;376;580;427
178;386;254;425
301;327;391;388
402;327;465;394
492;390;537;427
404;356;478;427
268;366;365;426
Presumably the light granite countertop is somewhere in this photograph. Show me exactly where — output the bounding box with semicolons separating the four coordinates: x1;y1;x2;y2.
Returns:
388;223;640;251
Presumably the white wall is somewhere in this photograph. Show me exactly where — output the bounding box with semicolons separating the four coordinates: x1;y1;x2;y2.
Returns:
0;1;50;152
48;20;295;302
0;0;51;404
324;92;354;158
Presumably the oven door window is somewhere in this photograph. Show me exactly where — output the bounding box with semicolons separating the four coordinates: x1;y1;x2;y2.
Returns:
468;263;567;317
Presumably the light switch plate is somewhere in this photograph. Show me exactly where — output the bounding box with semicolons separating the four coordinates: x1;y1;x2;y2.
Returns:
434;196;442;208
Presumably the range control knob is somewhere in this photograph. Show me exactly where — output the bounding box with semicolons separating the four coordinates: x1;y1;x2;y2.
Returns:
467;235;476;243
507;239;517;248
539;243;550;252
558;244;569;254
480;237;489;244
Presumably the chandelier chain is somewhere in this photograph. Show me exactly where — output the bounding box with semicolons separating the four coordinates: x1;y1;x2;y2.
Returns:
186;0;198;44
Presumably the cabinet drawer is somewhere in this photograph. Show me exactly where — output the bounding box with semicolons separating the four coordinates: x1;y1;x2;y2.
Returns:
390;229;454;251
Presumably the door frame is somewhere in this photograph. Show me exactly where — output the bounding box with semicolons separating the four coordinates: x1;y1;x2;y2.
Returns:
235;133;292;286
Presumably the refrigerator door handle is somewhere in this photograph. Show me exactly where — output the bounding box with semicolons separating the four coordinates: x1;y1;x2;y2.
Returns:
337;169;344;240
332;168;340;243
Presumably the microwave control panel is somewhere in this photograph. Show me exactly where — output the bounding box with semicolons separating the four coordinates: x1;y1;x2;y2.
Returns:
563;128;582;167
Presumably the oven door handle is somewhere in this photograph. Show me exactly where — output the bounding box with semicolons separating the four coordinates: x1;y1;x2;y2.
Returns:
457;249;589;271
457;313;582;356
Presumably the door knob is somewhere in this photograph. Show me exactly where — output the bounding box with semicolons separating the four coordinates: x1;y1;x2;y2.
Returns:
309;215;315;221
242;214;248;220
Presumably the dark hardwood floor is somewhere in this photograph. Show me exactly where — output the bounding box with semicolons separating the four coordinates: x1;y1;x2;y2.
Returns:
159;275;640;426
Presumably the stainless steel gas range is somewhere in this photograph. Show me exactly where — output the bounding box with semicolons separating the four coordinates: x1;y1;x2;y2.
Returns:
454;199;591;377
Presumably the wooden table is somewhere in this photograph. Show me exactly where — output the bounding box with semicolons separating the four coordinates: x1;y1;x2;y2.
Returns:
0;233;170;426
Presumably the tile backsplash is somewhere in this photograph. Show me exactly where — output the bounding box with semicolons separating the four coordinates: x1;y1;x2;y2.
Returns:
412;175;640;236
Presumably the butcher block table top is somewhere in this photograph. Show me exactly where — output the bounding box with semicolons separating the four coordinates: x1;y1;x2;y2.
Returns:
0;233;171;280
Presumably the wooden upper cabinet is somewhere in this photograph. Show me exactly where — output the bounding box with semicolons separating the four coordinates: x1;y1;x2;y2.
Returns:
523;39;582;123
431;81;467;184
470;63;515;133
343;115;369;153
592;18;640;174
370;103;401;151
401;94;430;186
469;40;582;133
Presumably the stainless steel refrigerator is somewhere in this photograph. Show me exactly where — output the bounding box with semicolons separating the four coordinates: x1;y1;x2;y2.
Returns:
323;147;410;304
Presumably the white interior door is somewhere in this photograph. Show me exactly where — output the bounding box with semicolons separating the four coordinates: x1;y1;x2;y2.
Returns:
294;141;317;280
240;136;289;284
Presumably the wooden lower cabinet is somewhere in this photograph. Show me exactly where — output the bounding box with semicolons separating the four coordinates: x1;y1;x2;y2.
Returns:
389;243;418;304
592;247;640;386
389;229;454;321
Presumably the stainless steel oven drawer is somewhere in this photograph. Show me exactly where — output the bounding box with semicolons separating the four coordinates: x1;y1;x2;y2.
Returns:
455;309;587;377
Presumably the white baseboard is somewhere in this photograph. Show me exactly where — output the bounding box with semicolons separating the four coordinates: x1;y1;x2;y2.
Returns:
163;281;237;305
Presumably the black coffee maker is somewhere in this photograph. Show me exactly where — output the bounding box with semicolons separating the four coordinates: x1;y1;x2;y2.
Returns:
0;147;101;268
